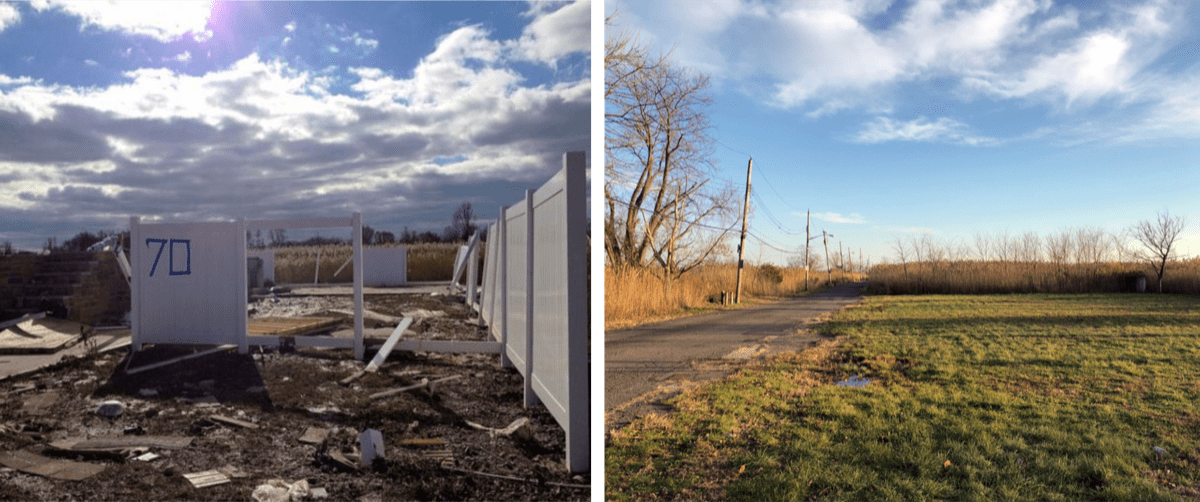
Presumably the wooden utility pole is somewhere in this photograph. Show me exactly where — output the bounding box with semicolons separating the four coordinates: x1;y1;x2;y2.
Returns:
804;210;810;291
734;157;752;303
841;241;846;275
823;230;832;285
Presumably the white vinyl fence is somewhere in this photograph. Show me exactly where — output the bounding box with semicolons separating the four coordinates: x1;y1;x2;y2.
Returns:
131;214;367;359
476;151;588;473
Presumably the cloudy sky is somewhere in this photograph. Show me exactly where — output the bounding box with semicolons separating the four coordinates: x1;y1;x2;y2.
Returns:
0;0;590;250
610;0;1200;266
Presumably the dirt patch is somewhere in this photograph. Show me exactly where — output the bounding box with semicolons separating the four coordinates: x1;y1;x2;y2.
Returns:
0;293;588;501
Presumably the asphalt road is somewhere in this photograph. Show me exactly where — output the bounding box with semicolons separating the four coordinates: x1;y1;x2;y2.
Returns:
605;282;867;423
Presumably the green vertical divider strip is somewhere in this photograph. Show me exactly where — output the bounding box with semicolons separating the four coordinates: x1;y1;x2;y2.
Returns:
592;0;604;497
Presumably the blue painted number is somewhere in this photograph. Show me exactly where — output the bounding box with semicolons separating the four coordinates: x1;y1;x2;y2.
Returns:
145;238;192;277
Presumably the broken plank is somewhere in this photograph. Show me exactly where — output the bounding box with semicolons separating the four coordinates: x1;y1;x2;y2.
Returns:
0;449;105;481
49;435;192;451
369;378;428;400
124;345;237;375
364;316;414;372
399;438;445;447
184;470;230;488
299;427;329;445
339;369;367;386
210;414;259;429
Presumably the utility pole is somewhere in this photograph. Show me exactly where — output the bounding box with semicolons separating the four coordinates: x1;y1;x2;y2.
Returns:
805;210;810;291
840;241;846;276
823;230;833;285
734;157;752;304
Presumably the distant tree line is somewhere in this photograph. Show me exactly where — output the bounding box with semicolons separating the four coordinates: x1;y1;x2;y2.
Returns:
24;202;483;255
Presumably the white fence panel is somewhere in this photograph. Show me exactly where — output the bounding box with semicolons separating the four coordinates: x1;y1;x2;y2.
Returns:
503;192;534;405
247;249;275;284
130;218;247;351
478;151;588;472
363;246;407;286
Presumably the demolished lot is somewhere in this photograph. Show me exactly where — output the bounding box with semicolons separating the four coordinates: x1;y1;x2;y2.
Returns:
0;290;588;501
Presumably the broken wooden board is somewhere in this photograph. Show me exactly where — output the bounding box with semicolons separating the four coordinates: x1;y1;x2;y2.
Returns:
0;318;82;354
184;469;231;488
48;435;192;452
368;378;428;400
247;317;340;337
19;390;59;416
324;449;359;472
399;438;445;446
0;449;105;481
210;414;259;429
325;309;405;328
299;427;329;445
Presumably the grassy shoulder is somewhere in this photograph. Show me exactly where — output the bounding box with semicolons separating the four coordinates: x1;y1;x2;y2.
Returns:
606;293;1200;501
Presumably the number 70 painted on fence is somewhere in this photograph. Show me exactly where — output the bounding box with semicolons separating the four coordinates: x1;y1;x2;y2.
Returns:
144;238;191;277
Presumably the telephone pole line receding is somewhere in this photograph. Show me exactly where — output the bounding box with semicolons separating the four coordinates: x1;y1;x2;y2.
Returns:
734;157;752;304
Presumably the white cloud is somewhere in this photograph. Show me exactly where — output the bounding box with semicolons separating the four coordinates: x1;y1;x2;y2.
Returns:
173;51;191;63
35;0;213;42
512;0;589;65
284;21;295;33
0;2;20;32
854;116;998;145
813;212;866;224
625;0;1188;120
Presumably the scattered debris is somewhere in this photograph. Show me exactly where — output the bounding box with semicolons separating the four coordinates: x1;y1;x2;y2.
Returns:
138;388;158;397
299;426;330;445
365;317;414;371
133;452;160;462
322;448;359;472
0;449;106;481
466;417;531;439
360;428;385;468
218;464;251;479
210;414;260;429
441;466;589;490
310;487;329;499
1155;446;1169;459
96;400;124;418
252;478;311;502
20;390;59;416
184;469;231;488
426;374;463;395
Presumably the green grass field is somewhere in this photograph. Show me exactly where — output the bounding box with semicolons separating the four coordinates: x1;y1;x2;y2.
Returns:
606;293;1200;501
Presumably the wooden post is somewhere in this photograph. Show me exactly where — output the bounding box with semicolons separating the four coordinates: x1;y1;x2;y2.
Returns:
824;231;832;285
805;210;810;291
734;157;752;304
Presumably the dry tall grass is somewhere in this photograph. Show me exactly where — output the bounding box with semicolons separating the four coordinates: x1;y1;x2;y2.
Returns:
868;258;1200;295
606;263;865;330
270;243;466;284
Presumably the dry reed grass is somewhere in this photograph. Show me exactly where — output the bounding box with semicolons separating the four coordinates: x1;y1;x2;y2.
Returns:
867;258;1200;295
270;243;466;284
606;263;865;330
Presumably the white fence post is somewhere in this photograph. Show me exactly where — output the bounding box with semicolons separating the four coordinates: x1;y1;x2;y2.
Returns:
237;218;249;355
522;189;538;408
129;216;142;352
352;212;365;361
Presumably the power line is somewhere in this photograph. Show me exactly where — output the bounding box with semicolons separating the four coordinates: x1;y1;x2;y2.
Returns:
715;140;804;214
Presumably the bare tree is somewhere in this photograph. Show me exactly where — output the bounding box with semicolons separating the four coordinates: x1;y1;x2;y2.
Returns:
604;13;737;277
891;236;910;283
1130;210;1188;293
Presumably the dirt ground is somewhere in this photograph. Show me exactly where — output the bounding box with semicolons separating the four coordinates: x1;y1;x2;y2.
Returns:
0;292;588;501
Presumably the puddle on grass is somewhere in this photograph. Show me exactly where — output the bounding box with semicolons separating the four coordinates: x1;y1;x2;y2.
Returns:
836;376;871;388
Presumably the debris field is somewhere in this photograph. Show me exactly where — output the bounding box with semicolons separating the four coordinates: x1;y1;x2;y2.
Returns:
0;291;588;501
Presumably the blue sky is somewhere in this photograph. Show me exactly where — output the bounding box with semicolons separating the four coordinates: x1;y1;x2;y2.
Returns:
0;1;589;250
608;0;1200;267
